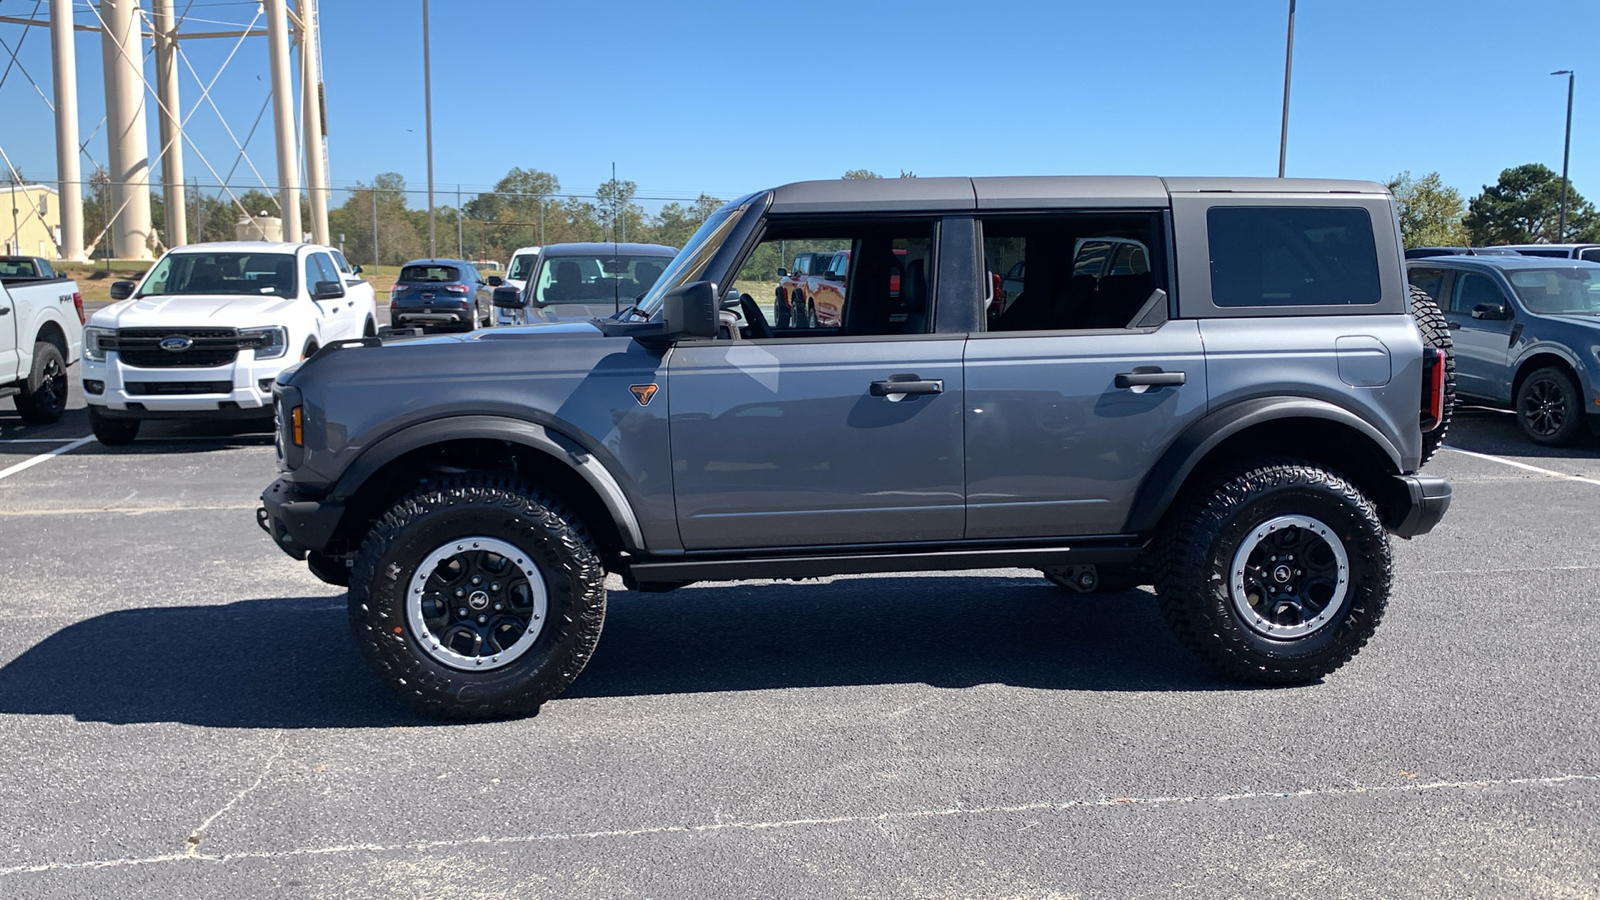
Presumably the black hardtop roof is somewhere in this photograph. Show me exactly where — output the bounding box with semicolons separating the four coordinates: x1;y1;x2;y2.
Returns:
765;176;1391;214
540;242;677;257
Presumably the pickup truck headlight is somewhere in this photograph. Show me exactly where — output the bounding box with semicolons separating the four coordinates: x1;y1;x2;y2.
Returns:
242;326;289;360
83;326;113;362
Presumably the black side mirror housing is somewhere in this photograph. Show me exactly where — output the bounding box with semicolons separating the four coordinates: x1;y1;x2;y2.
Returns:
486;275;503;287
312;280;346;301
492;285;527;308
661;281;719;339
350;264;364;275
110;280;136;300
1471;301;1509;320
776;267;788;278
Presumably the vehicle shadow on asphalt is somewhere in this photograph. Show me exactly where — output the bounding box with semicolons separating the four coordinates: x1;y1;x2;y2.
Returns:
1446;407;1600;459
0;578;1234;728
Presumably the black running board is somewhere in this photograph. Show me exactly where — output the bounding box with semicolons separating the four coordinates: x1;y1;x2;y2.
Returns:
627;540;1143;583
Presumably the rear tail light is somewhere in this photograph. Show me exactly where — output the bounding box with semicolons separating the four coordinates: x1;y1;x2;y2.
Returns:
1420;347;1446;431
444;284;469;294
72;292;84;324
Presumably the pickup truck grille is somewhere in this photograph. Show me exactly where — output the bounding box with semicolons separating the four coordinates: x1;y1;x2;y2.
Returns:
124;380;233;395
113;327;246;369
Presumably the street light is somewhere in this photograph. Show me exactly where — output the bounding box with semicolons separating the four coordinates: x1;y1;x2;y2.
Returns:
1552;70;1574;242
1278;0;1297;178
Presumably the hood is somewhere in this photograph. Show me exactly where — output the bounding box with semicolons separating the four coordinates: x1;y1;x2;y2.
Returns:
1540;313;1600;329
89;293;302;329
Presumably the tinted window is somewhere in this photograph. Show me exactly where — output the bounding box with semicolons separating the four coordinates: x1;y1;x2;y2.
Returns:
731;222;935;336
400;264;461;282
1451;273;1506;314
1581;248;1600;262
1515;248;1568;258
1407;267;1446;304
1207;207;1380;307
983;214;1165;332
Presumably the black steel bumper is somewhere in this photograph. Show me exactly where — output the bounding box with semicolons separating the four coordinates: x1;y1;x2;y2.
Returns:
258;478;344;560
1387;474;1452;538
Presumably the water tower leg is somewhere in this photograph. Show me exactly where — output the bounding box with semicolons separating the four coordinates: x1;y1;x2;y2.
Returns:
99;0;154;260
153;0;186;247
50;0;85;261
265;0;300;242
300;0;329;246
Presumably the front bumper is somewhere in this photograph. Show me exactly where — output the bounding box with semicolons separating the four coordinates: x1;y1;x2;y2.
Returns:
82;352;284;417
258;478;344;560
1387;474;1452;538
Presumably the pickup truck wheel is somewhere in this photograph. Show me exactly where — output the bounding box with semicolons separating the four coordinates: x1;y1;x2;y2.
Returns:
15;341;68;424
348;476;607;720
1154;462;1390;684
88;406;140;444
1516;366;1585;446
1408;285;1455;465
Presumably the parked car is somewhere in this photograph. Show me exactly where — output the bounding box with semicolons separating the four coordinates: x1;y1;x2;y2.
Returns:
0;258;83;424
779;249;905;329
491;243;676;325
261;175;1452;720
81;241;377;444
1407;255;1600;445
504;246;541;292
990;236;1151;321
389;259;495;331
1404;247;1523;259
1489;243;1600;262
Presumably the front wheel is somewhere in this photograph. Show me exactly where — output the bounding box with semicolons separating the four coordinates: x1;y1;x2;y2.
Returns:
89;406;140;445
1154;462;1390;684
15;341;68;424
347;476;607;720
1516;366;1585;446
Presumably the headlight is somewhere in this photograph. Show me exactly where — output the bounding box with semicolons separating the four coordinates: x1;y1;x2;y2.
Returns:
242;326;289;360
83;326;113;362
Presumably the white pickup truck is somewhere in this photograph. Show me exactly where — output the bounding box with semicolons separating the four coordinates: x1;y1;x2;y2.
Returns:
81;241;376;444
0;256;83;425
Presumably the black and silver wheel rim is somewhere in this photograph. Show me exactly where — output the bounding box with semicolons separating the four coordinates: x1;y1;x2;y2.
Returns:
1520;378;1568;436
37;355;65;409
1229;515;1349;639
406;536;548;670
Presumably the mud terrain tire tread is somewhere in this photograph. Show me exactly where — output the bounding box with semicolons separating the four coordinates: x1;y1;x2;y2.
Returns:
1408;285;1455;466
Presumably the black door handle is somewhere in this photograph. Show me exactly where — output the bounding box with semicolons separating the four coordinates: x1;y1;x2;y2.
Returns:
0;307;9;315
1114;369;1185;388
870;376;943;397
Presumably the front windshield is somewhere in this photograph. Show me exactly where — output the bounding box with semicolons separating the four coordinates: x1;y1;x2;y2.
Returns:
139;251;298;298
1507;268;1600;315
530;254;673;313
507;253;539;281
634;203;750;319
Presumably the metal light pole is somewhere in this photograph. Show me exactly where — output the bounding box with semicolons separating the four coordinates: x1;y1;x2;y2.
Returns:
1552;70;1574;242
422;0;436;258
1278;0;1296;178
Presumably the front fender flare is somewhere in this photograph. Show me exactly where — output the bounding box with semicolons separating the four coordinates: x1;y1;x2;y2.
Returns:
329;415;646;551
1123;397;1404;535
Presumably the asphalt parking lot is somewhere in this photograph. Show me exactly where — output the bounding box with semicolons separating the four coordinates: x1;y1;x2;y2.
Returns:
1;367;1597;898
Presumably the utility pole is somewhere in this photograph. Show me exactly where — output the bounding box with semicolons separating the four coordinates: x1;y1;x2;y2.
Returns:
1552;70;1575;242
49;0;85;261
371;187;380;269
422;0;436;257
456;184;463;258
1278;0;1296;178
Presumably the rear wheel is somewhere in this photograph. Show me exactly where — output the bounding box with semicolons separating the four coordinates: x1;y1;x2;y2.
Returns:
1154;462;1390;684
89;406;140;445
1516;366;1585;446
1408;285;1455;466
347;475;607;720
15;341;68;424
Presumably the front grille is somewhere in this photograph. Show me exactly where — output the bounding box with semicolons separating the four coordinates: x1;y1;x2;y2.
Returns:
124;380;233;395
112;327;251;369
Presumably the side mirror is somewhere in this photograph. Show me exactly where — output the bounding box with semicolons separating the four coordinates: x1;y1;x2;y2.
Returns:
1471;301;1509;320
486;275;503;287
110;280;137;300
721;287;744;311
350;264;364;275
492;285;527;308
311;280;346;301
661;281;718;339
776;267;788;278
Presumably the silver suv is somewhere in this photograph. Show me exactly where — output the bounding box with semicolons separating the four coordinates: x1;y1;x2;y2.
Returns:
260;176;1454;720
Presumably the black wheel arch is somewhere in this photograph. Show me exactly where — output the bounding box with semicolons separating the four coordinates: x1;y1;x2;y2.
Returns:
34;320;69;359
322;415;645;566
1512;351;1585;403
1125;397;1408;537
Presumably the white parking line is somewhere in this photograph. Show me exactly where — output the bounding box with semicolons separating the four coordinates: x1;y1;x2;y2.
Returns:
0;436;94;481
1442;446;1600;487
0;437;86;443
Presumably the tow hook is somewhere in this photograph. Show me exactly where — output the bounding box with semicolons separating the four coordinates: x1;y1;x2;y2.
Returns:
1056;565;1099;593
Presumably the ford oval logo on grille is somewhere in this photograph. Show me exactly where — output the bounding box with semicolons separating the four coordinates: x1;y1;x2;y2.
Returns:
159;336;194;352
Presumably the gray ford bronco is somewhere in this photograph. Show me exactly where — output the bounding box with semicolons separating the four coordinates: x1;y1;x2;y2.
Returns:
259;176;1455;720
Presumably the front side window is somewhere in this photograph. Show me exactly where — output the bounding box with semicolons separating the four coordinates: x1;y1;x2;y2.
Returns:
140;252;297;297
1451;272;1507;315
730;221;936;336
311;253;341;286
507;253;539;281
983;214;1165;331
1207;206;1380;307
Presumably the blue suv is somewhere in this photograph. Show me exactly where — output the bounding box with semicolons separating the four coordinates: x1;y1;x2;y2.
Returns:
1407;255;1600;445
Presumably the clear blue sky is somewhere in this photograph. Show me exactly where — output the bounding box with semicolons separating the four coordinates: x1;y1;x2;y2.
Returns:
1;0;1595;211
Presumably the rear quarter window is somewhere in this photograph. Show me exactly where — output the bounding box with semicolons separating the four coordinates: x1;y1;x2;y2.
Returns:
1207;207;1381;307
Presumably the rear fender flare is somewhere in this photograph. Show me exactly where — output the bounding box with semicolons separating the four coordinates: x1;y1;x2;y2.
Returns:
1123;397;1404;535
330;415;645;551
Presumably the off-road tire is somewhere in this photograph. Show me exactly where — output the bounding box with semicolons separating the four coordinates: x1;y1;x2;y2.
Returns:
1408;285;1454;466
1515;366;1585;446
88;406;140;444
1153;462;1391;684
348;475;607;720
15;341;68;424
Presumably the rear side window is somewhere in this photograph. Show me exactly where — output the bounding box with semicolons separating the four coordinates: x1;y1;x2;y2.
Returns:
1207;207;1380;307
1581;248;1600;263
400;264;460;282
1407;267;1446;304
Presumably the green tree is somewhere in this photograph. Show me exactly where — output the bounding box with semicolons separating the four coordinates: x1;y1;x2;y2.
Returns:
595;178;644;242
1387;171;1467;248
843;169;881;180
327;172;424;267
1464;163;1600;245
649;194;723;249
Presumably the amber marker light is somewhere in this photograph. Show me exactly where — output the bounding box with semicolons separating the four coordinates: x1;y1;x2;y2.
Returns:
291;406;304;446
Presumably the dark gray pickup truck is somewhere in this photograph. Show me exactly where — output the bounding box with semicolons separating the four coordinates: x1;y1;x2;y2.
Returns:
260;176;1454;720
